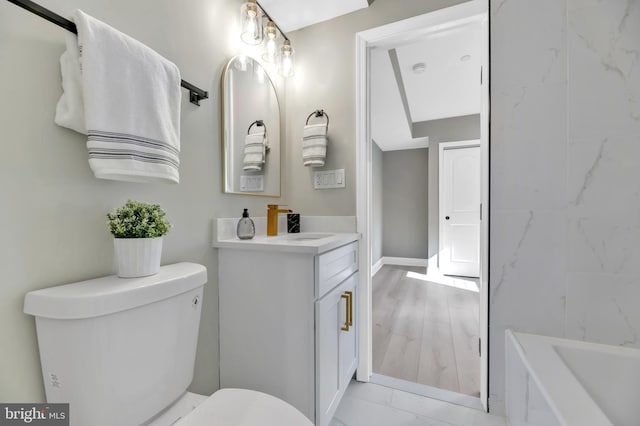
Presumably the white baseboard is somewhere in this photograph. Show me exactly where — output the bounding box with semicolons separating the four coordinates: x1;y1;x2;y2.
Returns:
370;374;482;411
381;257;428;267
371;257;428;276
427;255;439;275
371;258;384;276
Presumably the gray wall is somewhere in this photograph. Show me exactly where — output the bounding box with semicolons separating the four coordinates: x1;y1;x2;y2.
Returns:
284;0;470;215
412;114;480;140
415;115;480;263
381;148;429;259
0;0;285;402
371;141;383;265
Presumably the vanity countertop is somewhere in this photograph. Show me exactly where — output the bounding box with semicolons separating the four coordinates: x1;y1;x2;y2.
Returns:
213;232;360;255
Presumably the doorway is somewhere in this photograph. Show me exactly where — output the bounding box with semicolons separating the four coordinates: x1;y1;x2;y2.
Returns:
355;0;489;411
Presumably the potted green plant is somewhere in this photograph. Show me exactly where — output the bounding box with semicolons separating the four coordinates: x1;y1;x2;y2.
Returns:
107;200;171;278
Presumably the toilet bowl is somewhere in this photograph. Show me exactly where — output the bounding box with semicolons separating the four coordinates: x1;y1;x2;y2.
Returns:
150;389;313;426
24;262;312;426
145;389;313;426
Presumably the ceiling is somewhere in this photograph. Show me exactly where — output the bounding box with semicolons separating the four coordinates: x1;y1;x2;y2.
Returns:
256;1;482;152
371;47;428;151
372;21;482;151
397;24;482;123
258;0;369;32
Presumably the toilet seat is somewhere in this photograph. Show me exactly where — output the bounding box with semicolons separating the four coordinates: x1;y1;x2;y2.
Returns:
177;388;314;426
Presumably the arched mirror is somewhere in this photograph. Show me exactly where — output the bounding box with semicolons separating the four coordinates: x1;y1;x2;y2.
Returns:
221;56;281;196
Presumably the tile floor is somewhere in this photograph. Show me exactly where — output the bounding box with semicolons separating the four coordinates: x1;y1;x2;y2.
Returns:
330;381;506;426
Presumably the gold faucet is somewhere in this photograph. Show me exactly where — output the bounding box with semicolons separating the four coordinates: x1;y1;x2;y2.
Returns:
267;204;292;236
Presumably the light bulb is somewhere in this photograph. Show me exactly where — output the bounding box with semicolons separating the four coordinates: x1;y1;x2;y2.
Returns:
262;21;278;63
255;64;266;84
278;40;295;78
281;56;292;76
247;18;256;36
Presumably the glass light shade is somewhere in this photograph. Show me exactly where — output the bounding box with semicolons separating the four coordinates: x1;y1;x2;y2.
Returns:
234;55;249;71
240;0;263;45
254;63;266;84
278;40;295;78
262;21;278;63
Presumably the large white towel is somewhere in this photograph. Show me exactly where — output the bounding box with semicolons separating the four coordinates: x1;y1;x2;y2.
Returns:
243;127;266;172
302;123;327;167
55;10;182;183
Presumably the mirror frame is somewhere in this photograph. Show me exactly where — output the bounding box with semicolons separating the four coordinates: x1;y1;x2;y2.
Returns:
220;55;282;197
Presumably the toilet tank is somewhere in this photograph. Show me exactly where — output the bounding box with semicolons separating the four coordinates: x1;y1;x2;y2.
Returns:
24;262;207;426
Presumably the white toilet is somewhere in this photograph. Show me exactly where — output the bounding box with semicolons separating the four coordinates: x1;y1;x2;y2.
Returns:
24;262;313;426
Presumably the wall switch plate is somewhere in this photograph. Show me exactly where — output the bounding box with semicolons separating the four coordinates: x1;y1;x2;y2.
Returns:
240;175;264;192
314;169;345;189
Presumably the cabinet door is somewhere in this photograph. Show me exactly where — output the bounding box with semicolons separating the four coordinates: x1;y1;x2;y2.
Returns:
339;274;358;393
316;279;352;426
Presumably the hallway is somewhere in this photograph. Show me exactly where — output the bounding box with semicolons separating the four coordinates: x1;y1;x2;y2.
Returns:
372;265;480;396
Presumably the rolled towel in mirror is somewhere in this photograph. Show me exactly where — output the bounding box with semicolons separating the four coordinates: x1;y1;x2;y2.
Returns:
243;126;266;171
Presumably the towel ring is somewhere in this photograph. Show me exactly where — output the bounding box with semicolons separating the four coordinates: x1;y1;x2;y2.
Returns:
306;110;329;127
247;120;268;137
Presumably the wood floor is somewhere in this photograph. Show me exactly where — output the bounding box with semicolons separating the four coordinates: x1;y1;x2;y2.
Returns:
372;265;480;397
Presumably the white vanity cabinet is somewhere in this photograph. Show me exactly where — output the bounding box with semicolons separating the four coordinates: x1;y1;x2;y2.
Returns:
217;237;358;426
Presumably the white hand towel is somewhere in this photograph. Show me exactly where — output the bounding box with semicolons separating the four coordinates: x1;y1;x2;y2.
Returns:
243;130;266;172
55;10;182;184
55;33;86;134
302;123;327;167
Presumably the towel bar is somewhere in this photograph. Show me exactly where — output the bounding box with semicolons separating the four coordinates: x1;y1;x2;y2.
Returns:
6;0;209;106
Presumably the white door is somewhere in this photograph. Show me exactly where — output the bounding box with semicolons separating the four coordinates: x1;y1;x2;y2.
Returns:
479;12;490;411
439;142;481;277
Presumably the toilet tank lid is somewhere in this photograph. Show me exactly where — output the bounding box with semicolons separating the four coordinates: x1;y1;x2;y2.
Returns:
24;262;207;320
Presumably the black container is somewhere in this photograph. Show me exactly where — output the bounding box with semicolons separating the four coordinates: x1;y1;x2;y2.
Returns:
287;213;300;233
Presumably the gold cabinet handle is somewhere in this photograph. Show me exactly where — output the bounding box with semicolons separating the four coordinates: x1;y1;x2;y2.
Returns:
340;293;350;331
345;291;353;327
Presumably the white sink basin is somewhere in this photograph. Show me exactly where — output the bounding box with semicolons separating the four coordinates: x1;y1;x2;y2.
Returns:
275;233;335;241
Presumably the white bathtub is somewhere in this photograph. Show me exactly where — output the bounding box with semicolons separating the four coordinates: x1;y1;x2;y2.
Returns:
505;330;640;426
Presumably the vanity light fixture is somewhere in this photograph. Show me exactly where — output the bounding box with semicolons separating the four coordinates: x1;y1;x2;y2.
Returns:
240;0;263;45
239;1;295;78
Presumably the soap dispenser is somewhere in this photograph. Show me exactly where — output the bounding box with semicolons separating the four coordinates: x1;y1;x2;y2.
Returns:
237;208;255;240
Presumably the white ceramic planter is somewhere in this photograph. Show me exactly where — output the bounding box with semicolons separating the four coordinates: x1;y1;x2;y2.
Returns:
113;237;163;278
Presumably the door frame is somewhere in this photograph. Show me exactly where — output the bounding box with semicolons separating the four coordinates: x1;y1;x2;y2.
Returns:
438;140;481;278
355;0;490;411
